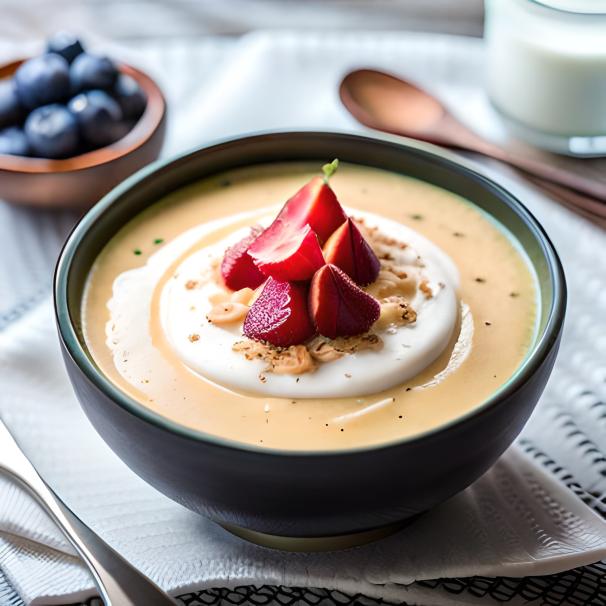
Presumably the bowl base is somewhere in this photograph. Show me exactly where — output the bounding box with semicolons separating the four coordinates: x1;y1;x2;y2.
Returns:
220;519;411;552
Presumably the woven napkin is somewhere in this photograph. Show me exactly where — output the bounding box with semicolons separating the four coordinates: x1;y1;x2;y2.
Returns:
0;31;605;605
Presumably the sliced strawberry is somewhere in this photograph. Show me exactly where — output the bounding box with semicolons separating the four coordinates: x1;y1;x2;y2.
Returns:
323;218;380;286
248;222;324;281
278;175;347;244
220;227;266;291
254;168;347;254
243;277;315;347
309;264;380;339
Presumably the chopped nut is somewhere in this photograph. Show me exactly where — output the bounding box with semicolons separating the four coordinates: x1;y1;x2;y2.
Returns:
207;301;248;324
233;341;316;375
308;338;344;362
185;280;199;290
308;334;383;362
230;287;255;305
366;269;416;299
378;251;395;261
271;345;315;375
382;265;408;280
419;280;433;298
376;296;417;329
209;290;230;305
188;333;200;342
233;340;265;361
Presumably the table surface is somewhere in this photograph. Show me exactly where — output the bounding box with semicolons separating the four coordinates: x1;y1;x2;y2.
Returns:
0;32;605;606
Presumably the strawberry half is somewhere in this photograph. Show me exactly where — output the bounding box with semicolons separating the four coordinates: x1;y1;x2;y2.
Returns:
309;264;380;339
248;222;324;281
243;277;315;347
323;218;380;286
220;227;267;291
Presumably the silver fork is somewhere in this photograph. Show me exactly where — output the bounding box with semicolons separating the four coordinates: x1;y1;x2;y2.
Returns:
0;417;177;605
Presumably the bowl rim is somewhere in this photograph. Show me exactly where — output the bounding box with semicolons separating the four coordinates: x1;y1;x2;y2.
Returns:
54;130;567;457
0;59;166;174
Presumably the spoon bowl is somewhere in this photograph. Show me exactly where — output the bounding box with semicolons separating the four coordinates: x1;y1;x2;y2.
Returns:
339;68;606;210
340;69;445;135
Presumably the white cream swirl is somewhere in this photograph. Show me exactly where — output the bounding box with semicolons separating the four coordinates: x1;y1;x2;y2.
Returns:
153;210;461;398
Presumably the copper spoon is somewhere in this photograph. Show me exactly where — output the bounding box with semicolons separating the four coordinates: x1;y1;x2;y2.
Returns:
339;69;606;204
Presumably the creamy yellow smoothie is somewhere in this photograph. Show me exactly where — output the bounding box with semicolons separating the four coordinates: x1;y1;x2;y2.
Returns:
82;162;538;450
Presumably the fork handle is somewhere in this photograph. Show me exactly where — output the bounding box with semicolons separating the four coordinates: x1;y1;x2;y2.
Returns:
0;420;177;605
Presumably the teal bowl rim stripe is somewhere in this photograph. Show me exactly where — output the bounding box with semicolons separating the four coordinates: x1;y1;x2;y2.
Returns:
54;130;567;457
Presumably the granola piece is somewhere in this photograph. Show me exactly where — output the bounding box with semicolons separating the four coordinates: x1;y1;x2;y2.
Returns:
308;337;344;362
230;287;255;305
419;280;433;298
209;286;255;307
233;341;316;375
207;301;249;324
381;264;409;280
366;269;416;299
233;339;268;360
308;333;384;362
209;290;230;305
271;345;316;375
375;296;417;330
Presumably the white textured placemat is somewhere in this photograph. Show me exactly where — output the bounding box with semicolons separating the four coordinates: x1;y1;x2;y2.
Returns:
1;301;604;605
0;31;605;606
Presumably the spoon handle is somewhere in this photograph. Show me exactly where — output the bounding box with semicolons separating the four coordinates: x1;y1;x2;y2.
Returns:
415;119;606;223
435;115;606;201
525;175;606;227
0;418;177;606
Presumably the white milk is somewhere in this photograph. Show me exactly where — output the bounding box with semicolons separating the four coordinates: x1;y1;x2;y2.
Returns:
485;0;606;152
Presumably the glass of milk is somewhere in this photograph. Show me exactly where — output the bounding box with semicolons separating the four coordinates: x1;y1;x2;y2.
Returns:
485;0;606;156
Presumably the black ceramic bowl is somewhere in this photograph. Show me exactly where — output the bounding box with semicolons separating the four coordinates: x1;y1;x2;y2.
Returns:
54;132;566;541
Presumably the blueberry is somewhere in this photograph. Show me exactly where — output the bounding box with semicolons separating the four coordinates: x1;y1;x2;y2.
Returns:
0;80;23;128
47;31;85;64
14;54;70;110
68;89;124;147
113;74;146;120
0;127;30;156
25;104;79;158
70;53;117;93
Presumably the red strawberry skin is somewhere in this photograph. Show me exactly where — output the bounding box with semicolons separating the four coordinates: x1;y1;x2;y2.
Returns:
323;218;380;286
267;176;347;245
309;264;380;339
248;223;324;281
220;227;266;291
243;278;315;347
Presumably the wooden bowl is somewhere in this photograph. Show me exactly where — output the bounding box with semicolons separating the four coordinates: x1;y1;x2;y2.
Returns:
0;59;166;209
